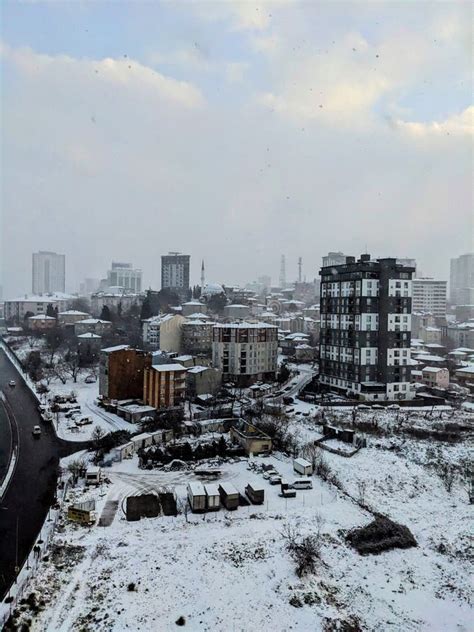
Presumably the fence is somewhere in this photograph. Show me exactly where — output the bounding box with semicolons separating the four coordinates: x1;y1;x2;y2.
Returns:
0;478;69;628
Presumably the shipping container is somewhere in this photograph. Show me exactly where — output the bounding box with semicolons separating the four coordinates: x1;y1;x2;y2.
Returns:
218;482;239;510
293;457;313;476
204;484;220;511
245;483;265;505
187;482;207;513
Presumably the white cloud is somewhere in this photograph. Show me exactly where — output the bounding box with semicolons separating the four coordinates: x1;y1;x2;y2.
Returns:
394;106;474;137
1;43;204;108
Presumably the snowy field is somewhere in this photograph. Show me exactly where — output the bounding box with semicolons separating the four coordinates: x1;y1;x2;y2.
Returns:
12;436;473;632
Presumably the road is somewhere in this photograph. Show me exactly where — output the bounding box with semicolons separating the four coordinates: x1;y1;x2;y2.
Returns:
0;350;87;600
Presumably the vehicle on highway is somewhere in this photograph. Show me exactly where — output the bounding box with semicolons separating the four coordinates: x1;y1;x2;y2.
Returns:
9;380;16;387
32;425;41;437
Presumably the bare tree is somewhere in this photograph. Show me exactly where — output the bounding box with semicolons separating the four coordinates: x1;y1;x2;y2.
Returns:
439;463;456;493
281;522;322;578
62;351;83;383
357;480;367;505
301;442;320;472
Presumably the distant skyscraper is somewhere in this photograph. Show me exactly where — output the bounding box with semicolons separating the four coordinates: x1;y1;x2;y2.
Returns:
450;253;474;305
201;260;205;288
161;252;190;300
412;278;447;316
106;262;142;293
32;251;65;294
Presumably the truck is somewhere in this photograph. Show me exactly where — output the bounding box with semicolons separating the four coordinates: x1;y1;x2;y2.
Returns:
85;467;101;486
187;482;207;513
245;483;265;505
293;457;313;476
218;483;239;510
204;484;220;511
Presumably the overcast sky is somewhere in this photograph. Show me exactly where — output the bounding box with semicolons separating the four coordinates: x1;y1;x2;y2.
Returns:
0;0;472;298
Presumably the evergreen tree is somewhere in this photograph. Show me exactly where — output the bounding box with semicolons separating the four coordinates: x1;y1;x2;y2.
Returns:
217;435;227;457
140;293;153;320
100;305;112;321
46;303;55;317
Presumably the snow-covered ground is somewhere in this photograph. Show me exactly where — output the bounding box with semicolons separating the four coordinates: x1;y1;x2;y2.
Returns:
12;435;473;632
46;378;138;441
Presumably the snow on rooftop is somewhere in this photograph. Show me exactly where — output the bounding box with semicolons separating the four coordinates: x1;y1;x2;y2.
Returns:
101;345;130;353
187;366;210;374
77;318;111;325
28;314;56;320
77;333;101;339
151;363;186;372
59;310;90;316
213;321;277;329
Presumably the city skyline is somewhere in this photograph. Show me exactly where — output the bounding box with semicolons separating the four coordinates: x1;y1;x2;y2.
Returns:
1;1;472;297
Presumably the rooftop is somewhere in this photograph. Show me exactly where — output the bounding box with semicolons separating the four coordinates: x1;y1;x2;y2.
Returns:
151;363;186;372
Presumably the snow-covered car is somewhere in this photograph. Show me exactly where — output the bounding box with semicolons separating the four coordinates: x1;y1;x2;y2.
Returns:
32;425;41;437
9;380;16;387
269;475;282;485
84;375;97;384
75;416;93;426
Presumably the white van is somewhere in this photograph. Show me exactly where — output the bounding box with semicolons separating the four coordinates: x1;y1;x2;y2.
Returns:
291;478;313;490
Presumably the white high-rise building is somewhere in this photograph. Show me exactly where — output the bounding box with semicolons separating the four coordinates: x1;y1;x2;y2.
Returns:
32;251;65;294
412;278;447;317
450;253;474;305
107;262;142;293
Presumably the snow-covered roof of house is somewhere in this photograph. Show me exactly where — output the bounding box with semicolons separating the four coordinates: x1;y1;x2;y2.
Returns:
175;355;193;362
77;333;101;339
6;292;75;302
213;322;277;329
182;300;205;306
423;326;441;332
185;313;210;320
184;319;214;326
144;314;178;324
295;344;312;349
225;304;249;308
77;318;111;325
456;365;474;374
59;310;90;316
453;347;474;353
425;343;444;349
151;363;186;372
187;366;210;374
101;344;129;353
28;314;56;320
448;350;467;356
411;370;423;376
414;354;445;362
423;367;445;374
285;332;310;340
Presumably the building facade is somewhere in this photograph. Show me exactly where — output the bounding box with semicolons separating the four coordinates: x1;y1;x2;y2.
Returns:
319;254;415;401
32;251;66;295
143;364;186;408
142;314;185;351
412;279;447;317
450;253;474;305
212;322;278;386
161;253;190;301
106;262;142;293
4;294;74;322
181;320;214;355
99;346;151;401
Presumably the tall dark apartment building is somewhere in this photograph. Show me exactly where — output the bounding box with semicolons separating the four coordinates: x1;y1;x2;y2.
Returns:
319;254;415;401
161;252;190;301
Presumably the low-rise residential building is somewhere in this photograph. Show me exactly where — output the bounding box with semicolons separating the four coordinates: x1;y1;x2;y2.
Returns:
181;320;214;355
90;291;144;317
99;346;151;401
443;320;474;349
77;333;102;360
420;367;450;389
142;314;185;352
419;326;442;345
212;322;278;386
75;318;113;336
143;363;187;409
4;293;75;322
454;365;474;391
27;314;57;331
223;304;250;320
181;300;207;317
186;366;222;398
58;310;91;326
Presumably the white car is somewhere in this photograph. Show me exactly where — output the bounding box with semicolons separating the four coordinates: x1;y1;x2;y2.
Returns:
9;380;16;387
32;425;41;437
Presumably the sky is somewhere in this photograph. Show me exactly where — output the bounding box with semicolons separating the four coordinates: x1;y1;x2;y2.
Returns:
0;0;472;298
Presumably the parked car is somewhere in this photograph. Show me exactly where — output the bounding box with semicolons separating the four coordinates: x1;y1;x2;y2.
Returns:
32;425;41;437
269;475;282;485
9;380;16;387
85;375;96;384
291;478;313;490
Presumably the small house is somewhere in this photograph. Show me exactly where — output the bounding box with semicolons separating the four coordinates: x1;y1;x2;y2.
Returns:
112;442;134;462
245;483;265;505
85;467;101;486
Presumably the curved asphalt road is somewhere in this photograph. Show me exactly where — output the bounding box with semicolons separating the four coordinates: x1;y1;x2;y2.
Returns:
0;350;88;600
